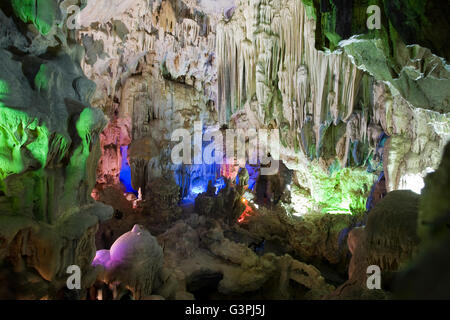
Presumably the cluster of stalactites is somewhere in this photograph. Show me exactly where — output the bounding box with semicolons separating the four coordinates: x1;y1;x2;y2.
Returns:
216;0;363;154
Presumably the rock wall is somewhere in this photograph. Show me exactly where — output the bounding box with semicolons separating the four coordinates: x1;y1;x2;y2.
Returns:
82;0;449;214
1;0;447;300
0;1;112;299
216;0;449;202
328;190;420;299
394;142;450;299
81;0;449;239
78;0;221;195
159;216;335;299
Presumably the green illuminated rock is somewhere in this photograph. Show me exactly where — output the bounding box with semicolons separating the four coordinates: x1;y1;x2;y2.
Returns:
0;1;110;299
11;0;58;35
34;64;50;91
310;166;375;215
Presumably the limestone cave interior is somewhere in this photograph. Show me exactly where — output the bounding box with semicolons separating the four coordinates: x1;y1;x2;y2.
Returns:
0;0;449;301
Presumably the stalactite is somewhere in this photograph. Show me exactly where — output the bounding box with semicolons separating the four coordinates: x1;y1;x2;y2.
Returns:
216;0;364;159
216;0;449;194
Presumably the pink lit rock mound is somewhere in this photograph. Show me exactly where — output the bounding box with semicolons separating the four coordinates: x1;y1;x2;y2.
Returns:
93;224;163;299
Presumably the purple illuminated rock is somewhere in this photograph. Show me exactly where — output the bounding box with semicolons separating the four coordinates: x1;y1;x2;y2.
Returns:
94;224;163;299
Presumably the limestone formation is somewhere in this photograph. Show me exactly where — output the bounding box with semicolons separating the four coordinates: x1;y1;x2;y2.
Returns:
92;224;163;299
330;190;420;299
0;0;448;301
0;0;110;299
393;142;450;299
159;218;335;299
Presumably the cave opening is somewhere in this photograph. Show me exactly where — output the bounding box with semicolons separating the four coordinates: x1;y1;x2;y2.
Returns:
186;271;224;301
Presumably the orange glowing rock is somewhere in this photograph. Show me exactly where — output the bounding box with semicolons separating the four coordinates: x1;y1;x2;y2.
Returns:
237;198;254;223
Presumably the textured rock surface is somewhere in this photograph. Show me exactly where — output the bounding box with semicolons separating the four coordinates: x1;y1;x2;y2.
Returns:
81;0;449;301
241;206;358;268
79;0;221;196
1;0;448;300
93;224;163;299
84;0;449;218
159;217;335;299
0;0;111;299
393;142;450;299
329;190;420;299
216;0;449;205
